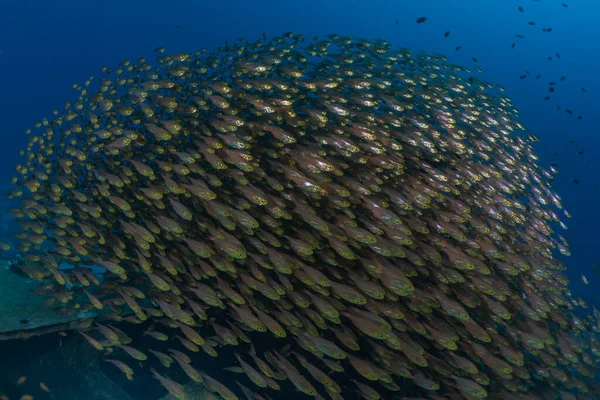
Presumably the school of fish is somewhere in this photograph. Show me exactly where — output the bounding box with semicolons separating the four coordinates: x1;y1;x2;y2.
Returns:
3;33;600;400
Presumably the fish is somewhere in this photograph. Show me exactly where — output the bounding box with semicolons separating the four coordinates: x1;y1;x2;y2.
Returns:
151;368;187;400
118;344;147;361
40;382;51;393
5;32;593;400
174;357;203;382
79;331;104;351
105;359;134;379
201;372;239;400
228;352;267;388
149;349;174;367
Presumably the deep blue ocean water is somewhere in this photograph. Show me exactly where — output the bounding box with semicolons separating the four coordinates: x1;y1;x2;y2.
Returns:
0;1;598;398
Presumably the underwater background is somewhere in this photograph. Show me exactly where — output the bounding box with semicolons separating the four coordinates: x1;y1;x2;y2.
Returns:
0;1;599;399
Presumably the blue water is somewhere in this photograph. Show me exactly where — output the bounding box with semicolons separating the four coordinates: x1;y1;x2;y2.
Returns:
1;0;599;397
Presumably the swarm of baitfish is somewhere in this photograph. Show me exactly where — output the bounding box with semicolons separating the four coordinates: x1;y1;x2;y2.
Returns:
4;33;599;400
